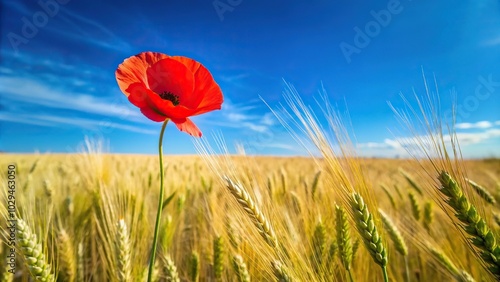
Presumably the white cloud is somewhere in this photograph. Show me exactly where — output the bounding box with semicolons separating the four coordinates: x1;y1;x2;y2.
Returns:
357;128;500;157
456;121;493;129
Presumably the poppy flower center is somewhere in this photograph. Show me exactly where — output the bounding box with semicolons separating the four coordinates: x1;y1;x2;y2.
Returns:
159;91;180;106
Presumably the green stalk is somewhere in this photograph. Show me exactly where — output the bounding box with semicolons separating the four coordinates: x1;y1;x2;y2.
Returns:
148;119;169;282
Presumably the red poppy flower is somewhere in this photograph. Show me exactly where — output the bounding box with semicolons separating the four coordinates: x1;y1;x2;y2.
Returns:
116;52;223;137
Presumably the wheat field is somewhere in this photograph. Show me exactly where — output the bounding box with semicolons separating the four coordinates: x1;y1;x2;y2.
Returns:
0;151;499;281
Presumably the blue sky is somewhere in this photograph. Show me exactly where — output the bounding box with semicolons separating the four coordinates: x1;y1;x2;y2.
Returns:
1;0;499;158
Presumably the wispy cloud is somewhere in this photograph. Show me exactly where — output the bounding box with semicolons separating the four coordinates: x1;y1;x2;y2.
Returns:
0;76;140;120
203;99;277;133
0;112;156;135
3;1;132;53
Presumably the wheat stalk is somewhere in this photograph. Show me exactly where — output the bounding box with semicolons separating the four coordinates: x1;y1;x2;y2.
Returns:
224;176;278;248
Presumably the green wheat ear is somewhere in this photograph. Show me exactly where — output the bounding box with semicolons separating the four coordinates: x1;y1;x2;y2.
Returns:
350;193;389;281
17;218;56;282
438;171;500;278
335;205;353;271
213;236;224;280
350;193;387;267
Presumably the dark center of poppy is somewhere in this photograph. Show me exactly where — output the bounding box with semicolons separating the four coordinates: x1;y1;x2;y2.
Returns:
159;91;180;106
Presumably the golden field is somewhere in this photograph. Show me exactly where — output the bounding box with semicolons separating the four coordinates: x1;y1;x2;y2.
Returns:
1;153;499;281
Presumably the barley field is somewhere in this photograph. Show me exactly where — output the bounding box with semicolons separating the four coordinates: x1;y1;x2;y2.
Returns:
1;151;499;281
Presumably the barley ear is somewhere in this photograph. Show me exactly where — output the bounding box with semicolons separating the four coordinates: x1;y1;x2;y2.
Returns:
17;218;56;282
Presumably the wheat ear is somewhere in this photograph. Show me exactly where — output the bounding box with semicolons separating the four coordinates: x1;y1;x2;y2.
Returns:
58;229;76;282
408;191;421;221
271;260;292;282
17;218;55;282
467;178;496;205
189;251;200;282
312;220;327;266
213;236;224;280
350;193;388;281
423;201;434;234
438;171;500;278
379;209;410;282
0;243;14;282
428;245;476;282
378;210;407;256
115;219;131;282
162;254;180;282
224;176;278;248
232;254;251;282
335;205;353;280
400;169;424;195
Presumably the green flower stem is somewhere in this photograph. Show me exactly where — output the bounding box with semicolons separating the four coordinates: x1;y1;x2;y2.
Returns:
148;118;169;282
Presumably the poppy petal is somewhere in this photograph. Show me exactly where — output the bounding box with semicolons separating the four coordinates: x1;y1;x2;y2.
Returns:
171;118;202;137
116;52;169;96
172;56;224;113
127;82;152;108
146;58;195;107
140;107;168;122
